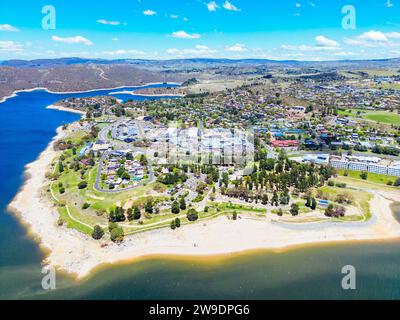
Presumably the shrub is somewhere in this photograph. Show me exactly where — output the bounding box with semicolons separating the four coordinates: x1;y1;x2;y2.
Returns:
78;181;87;189
82;202;90;209
110;227;124;242
335;193;353;204
335;182;347;188
92;225;104;240
327;180;335;187
171;201;180;214
187;209;199;222
232;211;238;220
360;171;368;180
325;204;346;218
290;203;299;216
108;222;118;232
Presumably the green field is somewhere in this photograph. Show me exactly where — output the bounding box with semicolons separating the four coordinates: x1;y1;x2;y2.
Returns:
338;108;400;125
337;169;398;185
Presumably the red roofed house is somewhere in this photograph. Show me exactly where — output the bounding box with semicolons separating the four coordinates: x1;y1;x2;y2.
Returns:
271;140;299;149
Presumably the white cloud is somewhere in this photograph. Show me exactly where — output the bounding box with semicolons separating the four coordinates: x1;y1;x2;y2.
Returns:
315;35;339;47
295;3;301;8
170;30;201;39
183;17;189;21
143;10;157;16
206;1;219;12
170;14;179;19
223;1;241;11
0;40;23;51
281;44;338;52
97;19;124;25
0;24;19;32
309;2;316;7
386;32;400;39
344;30;400;48
293;13;301;16
226;43;247;52
166;45;216;56
52;35;93;46
101;49;145;56
359;30;388;41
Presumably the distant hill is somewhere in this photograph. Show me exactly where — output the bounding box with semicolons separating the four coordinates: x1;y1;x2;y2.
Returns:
2;57;400;69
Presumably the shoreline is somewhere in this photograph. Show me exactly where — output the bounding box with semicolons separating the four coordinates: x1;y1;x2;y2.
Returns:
6;125;400;280
109;90;186;97
46;104;86;115
0;82;183;104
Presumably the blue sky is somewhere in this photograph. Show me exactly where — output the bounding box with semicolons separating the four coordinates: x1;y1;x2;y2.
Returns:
1;0;400;61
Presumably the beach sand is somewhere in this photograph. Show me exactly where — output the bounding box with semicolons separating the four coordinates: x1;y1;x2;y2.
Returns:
46;105;86;115
7;127;400;280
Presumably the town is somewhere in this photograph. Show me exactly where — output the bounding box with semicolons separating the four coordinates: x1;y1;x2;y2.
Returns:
46;68;400;244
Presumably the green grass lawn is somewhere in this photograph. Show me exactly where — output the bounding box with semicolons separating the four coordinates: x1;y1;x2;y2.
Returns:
57;207;93;235
363;112;400;125
337;108;400;125
337;169;397;185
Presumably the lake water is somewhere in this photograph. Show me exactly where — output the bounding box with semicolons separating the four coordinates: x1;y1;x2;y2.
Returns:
0;85;400;300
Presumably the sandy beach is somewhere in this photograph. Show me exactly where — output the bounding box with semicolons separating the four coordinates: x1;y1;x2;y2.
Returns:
6;125;400;280
46;105;86;115
109;90;186;97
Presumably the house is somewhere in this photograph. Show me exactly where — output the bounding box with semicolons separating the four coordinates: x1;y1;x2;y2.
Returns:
271;140;299;148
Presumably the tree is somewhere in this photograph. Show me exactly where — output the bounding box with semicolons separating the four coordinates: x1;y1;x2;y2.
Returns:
140;154;148;166
187;209;199;222
127;208;134;221
58;161;64;173
360;171;368;180
126;152;133;160
78;181;87;189
311;197;317;210
232;211;238;220
271;191;279;207
277;208;283;216
92;225;104;240
108;222;118;232
82;202;90;210
133;206;141;220
290;203;299;216
179;197;186;210
145;199;154;213
261;194;269;205
324;204;335;217
109;207;125;222
305;196;311;207
170;220;177;230
174;218;181;228
171;200;180;214
110;227;124;242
